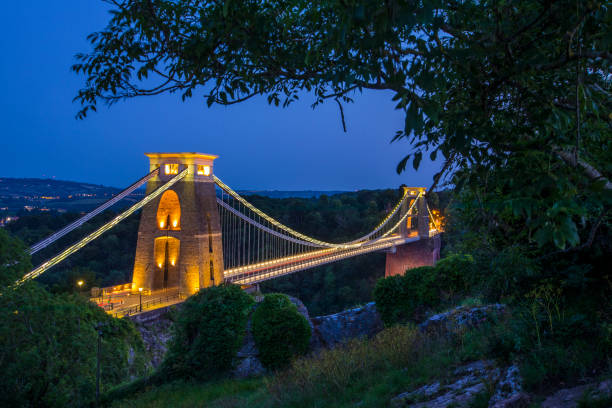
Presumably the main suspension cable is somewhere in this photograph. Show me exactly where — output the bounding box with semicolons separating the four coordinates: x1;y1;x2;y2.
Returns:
17;169;188;285
214;175;411;248
29;168;160;255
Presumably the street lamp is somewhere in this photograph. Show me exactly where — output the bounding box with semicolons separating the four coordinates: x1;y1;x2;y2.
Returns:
77;280;84;295
138;287;143;312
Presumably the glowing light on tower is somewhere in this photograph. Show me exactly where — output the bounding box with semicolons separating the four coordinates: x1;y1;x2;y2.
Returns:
197;165;211;176
164;163;179;175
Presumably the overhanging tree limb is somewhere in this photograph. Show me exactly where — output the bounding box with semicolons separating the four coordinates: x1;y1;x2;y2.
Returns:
554;147;612;190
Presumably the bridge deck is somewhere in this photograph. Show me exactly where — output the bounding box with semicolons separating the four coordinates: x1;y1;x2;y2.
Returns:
95;230;439;317
225;230;438;285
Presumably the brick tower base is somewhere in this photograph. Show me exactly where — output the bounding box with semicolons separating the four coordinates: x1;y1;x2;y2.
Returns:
385;235;441;277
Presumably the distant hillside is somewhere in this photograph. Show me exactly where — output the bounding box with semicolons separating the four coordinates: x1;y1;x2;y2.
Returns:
0;177;347;214
0;177;124;198
0;178;142;213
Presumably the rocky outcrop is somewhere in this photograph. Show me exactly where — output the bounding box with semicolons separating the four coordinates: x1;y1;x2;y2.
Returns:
541;379;612;408
391;360;527;408
232;318;266;378
129;305;177;368
311;302;383;349
130;297;510;383
308;302;506;351
418;304;506;334
234;301;508;376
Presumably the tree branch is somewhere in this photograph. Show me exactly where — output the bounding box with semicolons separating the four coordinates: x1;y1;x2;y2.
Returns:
554;147;612;190
335;98;347;132
538;211;608;260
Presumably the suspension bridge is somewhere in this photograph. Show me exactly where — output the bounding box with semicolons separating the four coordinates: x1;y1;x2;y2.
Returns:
19;153;441;316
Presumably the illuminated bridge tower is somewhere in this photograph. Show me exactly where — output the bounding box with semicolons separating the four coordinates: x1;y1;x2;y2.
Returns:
131;153;224;295
385;187;440;277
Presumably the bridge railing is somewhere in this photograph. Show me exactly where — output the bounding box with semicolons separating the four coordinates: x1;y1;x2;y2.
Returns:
111;292;185;318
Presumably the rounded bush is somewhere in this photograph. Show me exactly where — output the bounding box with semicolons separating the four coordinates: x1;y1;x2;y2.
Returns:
161;284;254;380
373;266;440;326
374;254;478;326
435;253;474;296
252;294;311;370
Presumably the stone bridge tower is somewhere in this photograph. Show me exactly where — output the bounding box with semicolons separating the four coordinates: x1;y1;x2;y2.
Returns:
385;187;441;277
131;153;224;295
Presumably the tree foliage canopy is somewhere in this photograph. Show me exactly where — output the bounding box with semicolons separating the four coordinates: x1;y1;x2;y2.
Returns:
0;231;148;408
74;0;611;250
0;228;31;286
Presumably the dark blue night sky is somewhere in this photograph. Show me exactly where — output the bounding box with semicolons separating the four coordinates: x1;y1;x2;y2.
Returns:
0;1;441;191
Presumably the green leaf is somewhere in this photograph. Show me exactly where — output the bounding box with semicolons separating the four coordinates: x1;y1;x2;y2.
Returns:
559;217;580;247
405;102;422;135
533;227;551;247
396;154;411;174
422;102;439;125
553;229;566;250
413;151;423;170
391;131;405;143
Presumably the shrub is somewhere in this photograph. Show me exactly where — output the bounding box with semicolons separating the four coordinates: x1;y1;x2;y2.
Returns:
435;253;474;299
252;293;311;370
374;253;478;326
161;284;254;380
373;266;439;325
0;231;148;408
0;283;148;408
373;275;412;326
477;247;538;302
513;286;610;390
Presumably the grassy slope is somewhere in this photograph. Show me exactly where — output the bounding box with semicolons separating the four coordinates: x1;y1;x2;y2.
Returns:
109;379;267;408
108;315;612;408
107;367;451;408
108;325;479;408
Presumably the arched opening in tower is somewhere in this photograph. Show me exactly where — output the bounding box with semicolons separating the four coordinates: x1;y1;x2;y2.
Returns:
157;190;181;230
153;237;180;289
